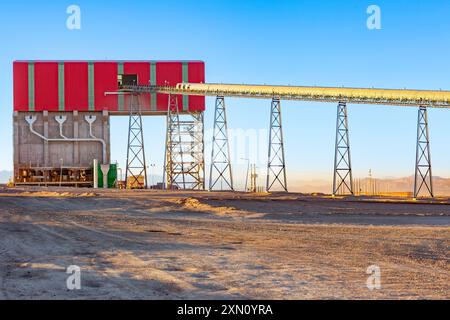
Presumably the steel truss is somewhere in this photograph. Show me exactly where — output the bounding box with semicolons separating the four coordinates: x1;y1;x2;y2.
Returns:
333;102;354;195
266;98;287;192
125;94;148;189
414;106;434;198
209;96;234;191
164;94;205;190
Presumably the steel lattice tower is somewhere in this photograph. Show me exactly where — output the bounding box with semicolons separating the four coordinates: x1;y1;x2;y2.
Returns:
333;102;353;196
414;106;434;198
176;112;205;190
164;94;185;190
185;112;205;190
209;96;234;191
266;98;287;192
164;94;205;190
125;94;148;189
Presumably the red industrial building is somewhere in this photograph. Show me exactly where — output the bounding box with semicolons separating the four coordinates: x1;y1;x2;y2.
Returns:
14;60;205;114
13;60;206;188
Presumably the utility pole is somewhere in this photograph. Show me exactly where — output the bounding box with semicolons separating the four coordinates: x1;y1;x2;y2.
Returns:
250;164;258;193
241;158;250;192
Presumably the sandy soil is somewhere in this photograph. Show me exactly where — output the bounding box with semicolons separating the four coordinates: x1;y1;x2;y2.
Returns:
0;187;448;300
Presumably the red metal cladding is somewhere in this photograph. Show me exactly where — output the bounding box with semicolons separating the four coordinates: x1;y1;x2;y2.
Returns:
35;62;59;111
65;62;89;111
188;61;205;112
13;62;28;111
156;62;183;112
13;60;205;113
94;62;118;112
124;62;151;111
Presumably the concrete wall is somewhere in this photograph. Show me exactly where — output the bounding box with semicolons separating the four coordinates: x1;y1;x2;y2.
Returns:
14;111;110;169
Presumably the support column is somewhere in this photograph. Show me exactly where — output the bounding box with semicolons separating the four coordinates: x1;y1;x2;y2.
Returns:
266;98;287;192
102;110;110;164
125;94;147;189
43;111;49;167
414;106;433;198
164;102;205;190
209;96;234;191
333;102;354;196
73;111;79;165
164;94;185;190
13;112;19;183
186;112;205;190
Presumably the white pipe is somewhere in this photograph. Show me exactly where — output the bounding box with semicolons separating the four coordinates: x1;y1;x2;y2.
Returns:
93;159;98;189
84;116;107;162
25;115;107;164
55;115;69;139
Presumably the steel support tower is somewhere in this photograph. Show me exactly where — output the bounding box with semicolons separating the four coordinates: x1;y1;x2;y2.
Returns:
125;94;148;189
209;96;234;191
414;106;434;198
164;94;205;190
181;112;205;190
164;94;185;190
266;98;288;192
333;102;354;196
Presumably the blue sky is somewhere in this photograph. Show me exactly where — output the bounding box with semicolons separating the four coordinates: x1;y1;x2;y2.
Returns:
1;0;450;189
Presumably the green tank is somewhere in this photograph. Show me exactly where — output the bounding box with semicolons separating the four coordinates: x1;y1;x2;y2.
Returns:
97;163;118;188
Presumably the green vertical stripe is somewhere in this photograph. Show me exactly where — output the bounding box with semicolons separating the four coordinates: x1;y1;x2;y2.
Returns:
150;62;157;111
28;62;35;111
88;62;95;111
118;63;124;111
182;62;189;111
58;63;65;111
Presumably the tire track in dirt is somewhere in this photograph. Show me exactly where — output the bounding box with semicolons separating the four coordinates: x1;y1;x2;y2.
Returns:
1;213;157;299
18;213;203;298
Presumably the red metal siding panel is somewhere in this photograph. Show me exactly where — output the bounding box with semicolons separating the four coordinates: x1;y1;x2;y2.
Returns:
13;60;205;113
35;62;59;111
188;62;206;112
94;62;118;112
65;62;89;111
156;62;183;112
13;62;29;111
124;62;151;111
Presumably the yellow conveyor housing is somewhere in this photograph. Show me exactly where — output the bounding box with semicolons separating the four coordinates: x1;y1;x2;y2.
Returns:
165;83;450;108
120;83;450;107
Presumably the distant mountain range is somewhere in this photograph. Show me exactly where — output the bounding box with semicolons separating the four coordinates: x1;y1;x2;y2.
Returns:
0;171;13;183
291;176;450;196
2;169;450;195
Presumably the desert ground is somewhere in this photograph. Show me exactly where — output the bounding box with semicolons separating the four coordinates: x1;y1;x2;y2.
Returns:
0;186;448;300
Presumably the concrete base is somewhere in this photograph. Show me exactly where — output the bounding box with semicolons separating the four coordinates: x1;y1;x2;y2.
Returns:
13;110;110;184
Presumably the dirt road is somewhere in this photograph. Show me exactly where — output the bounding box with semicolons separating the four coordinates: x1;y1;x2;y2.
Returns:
0;188;448;299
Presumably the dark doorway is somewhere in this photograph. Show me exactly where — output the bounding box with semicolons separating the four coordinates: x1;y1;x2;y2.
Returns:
118;74;138;86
